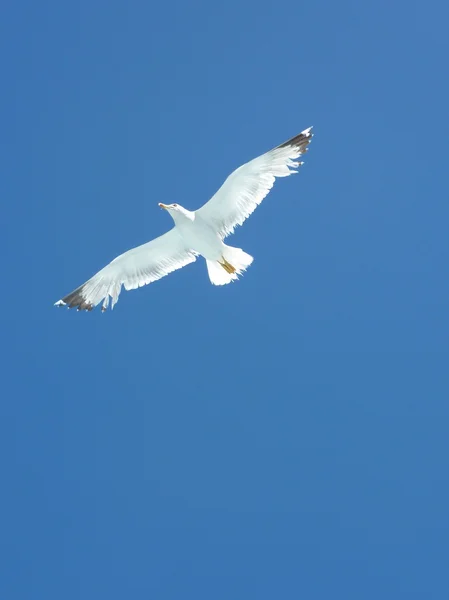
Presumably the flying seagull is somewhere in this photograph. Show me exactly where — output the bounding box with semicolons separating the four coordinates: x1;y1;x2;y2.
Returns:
55;127;313;312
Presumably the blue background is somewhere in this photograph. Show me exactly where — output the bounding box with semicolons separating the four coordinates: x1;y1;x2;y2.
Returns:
2;1;448;598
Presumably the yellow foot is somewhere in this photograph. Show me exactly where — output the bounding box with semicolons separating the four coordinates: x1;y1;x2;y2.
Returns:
219;257;236;274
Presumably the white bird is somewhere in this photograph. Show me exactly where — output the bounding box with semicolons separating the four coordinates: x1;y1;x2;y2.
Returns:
55;127;313;312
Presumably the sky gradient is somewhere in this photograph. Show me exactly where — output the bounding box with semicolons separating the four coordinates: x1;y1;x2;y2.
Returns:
2;1;448;598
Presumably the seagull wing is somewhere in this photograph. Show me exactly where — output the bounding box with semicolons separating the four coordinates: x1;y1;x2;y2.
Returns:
197;127;313;238
55;228;197;312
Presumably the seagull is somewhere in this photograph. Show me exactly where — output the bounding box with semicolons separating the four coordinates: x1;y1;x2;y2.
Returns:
55;127;313;312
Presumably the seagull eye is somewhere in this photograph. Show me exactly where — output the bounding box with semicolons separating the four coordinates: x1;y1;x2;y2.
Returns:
173;203;178;208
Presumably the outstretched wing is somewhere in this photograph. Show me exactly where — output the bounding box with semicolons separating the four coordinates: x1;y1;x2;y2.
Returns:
55;228;197;312
197;127;313;238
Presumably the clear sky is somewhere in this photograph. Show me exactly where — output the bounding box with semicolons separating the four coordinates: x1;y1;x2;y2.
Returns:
2;1;448;598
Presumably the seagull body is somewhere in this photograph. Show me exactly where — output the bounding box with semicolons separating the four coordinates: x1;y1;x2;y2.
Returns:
55;127;313;312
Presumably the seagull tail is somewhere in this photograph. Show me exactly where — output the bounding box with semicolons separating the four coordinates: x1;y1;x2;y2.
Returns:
206;245;254;286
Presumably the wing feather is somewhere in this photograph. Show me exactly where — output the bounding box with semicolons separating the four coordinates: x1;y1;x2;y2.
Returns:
55;228;197;312
197;127;313;238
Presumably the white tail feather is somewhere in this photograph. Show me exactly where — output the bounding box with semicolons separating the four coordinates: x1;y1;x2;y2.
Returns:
206;245;254;286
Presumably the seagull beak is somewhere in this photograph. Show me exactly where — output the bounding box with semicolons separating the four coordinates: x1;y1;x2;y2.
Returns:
159;203;169;210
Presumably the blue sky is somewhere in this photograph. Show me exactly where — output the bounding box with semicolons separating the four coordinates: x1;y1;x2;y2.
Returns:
2;1;448;598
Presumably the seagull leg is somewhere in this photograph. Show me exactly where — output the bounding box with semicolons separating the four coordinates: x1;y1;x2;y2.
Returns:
219;257;236;274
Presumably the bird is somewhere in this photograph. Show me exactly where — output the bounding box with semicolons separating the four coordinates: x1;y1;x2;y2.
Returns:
55;126;313;312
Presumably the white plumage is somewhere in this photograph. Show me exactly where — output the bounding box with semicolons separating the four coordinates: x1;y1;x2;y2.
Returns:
55;127;313;312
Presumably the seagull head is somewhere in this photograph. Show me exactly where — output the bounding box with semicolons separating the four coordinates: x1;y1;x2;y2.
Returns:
158;203;194;223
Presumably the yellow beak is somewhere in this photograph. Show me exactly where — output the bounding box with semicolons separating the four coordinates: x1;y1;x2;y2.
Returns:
159;203;169;210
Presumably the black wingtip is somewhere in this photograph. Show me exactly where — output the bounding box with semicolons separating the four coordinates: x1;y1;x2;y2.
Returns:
277;126;313;152
55;284;94;312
